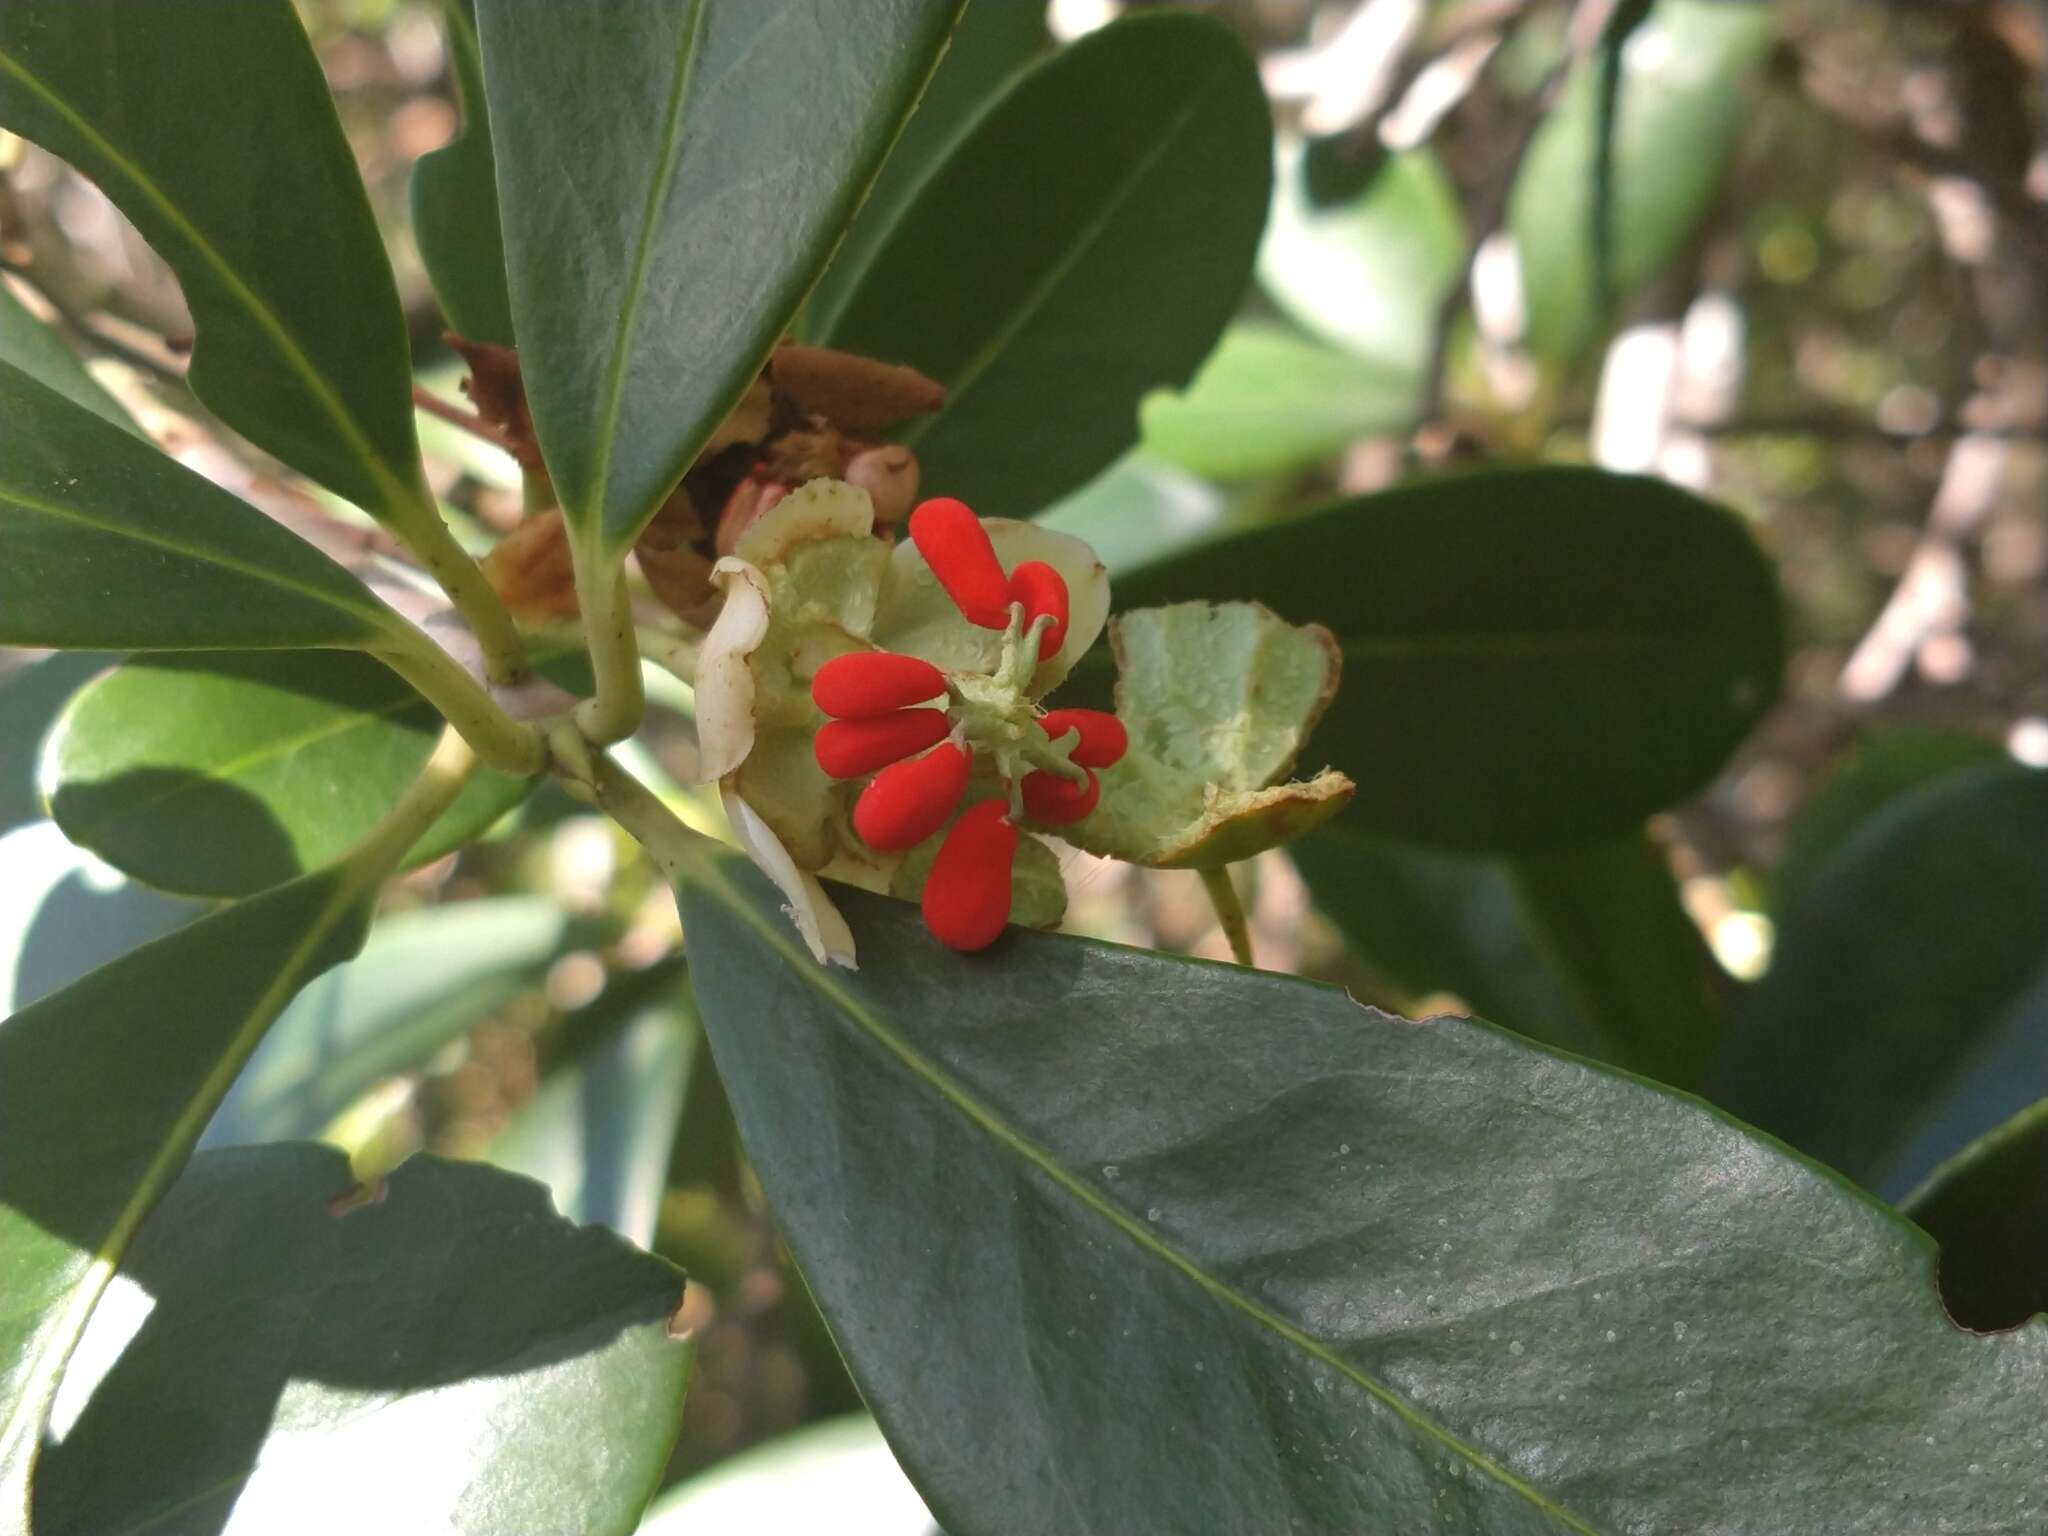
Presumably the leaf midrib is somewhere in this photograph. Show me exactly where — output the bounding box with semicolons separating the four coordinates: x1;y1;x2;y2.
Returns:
2;485;386;636
0;43;424;523
689;859;1603;1535
580;0;710;545
896;54;1230;449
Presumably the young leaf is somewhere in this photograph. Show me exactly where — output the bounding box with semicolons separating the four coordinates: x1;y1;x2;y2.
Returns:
805;0;1049;340
0;281;134;434
1257;143;1464;377
0;365;395;651
0;867;380;1524
411;0;515;346
0;1;435;526
1138;321;1422;482
1507;1;1776;367
1904;1098;2048;1332
32;1146;690;1536
680;858;2048;1535
1102;466;1783;852
476;0;965;553
50;651;536;898
823;11;1271;516
1713;759;2048;1189
205;897;596;1149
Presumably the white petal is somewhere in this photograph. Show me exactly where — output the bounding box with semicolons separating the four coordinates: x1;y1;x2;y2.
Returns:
693;558;772;782
734;476;875;566
721;785;858;967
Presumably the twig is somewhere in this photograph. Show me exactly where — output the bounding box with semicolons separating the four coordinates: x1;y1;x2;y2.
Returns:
412;383;514;453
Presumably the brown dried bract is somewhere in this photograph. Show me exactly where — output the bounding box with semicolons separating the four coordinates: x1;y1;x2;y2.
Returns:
769;343;944;436
482;507;580;621
447;334;544;472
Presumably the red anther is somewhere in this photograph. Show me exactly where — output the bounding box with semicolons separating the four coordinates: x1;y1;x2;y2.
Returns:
909;497;1012;629
854;743;972;851
813;709;949;779
1036;708;1128;769
922;799;1018;952
811;651;946;719
1020;768;1100;826
1008;560;1069;659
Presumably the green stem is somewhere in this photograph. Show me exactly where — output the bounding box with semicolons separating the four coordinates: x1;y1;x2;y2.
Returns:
1199;864;1255;968
570;741;721;882
392;497;530;687
573;558;646;746
340;725;482;878
370;629;547;776
637;626;700;686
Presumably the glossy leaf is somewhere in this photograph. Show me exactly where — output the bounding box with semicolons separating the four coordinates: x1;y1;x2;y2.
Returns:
0;365;395;651
0;651;109;837
1508;832;1728;1089
478;0;964;551
0;281;133;433
0;868;379;1523
1713;759;2048;1189
1904;1099;2048;1332
0;1;434;524
412;0;515;346
805;0;1049;339
824;11;1271;516
0;821;198;1017
50;651;535;898
640;1415;932;1535
1772;728;2004;920
1138;321;1420;481
1101;466;1783;851
205;897;592;1148
679;854;2048;1535
1257;143;1464;376
491;978;697;1247
1289;827;1603;1060
32;1145;691;1536
1507;1;1776;366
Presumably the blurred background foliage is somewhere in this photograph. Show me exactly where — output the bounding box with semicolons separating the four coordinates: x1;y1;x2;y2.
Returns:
4;0;2048;1523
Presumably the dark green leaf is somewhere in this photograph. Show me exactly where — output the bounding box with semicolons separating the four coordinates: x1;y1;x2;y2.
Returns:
491;984;698;1246
805;0;1049;340
1772;728;2004;919
1101;466;1783;851
1507;1;1776;366
478;0;964;551
1713;759;2048;1187
1257;144;1464;375
412;0;515;346
1904;1098;2048;1332
0;652;110;837
823;11;1271;516
640;1415;931;1533
50;650;535;898
0;1;434;525
33;1145;691;1536
680;855;2048;1535
0;820;198;1016
1138;321;1421;481
205;896;591;1147
1289;826;1603;1059
1508;832;1729;1088
0;868;377;1521
0;365;395;651
0;281;133;433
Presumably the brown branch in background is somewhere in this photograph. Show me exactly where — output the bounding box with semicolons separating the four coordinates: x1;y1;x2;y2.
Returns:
412;383;515;454
0;257;191;386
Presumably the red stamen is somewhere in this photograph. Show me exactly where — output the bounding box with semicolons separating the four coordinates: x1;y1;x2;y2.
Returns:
1008;561;1069;659
1036;708;1128;769
854;743;972;851
909;497;1012;629
1021;768;1100;825
922;799;1018;951
813;709;949;779
812;651;947;719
